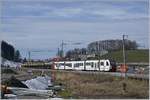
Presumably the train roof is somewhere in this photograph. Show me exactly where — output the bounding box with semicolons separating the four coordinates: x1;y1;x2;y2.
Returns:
54;59;110;63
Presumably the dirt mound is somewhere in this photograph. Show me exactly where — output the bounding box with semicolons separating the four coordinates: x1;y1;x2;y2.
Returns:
2;68;18;74
2;76;28;88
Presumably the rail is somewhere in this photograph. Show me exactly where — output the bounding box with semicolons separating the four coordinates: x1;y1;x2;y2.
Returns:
23;68;149;80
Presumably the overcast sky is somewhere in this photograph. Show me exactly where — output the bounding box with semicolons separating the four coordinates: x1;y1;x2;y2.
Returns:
1;0;149;59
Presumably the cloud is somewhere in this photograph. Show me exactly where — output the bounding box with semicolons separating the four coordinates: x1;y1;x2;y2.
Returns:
2;0;148;21
2;17;148;48
49;8;83;17
1;0;149;59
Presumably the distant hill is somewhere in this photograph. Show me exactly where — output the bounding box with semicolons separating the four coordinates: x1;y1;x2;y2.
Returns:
100;49;149;63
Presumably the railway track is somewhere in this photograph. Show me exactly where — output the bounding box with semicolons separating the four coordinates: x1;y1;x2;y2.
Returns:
2;68;149;82
58;70;149;80
27;68;149;80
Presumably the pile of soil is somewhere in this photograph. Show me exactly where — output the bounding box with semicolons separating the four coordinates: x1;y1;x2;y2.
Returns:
2;68;18;74
2;76;28;88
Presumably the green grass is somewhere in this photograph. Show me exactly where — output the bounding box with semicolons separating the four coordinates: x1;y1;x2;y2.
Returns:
100;49;149;63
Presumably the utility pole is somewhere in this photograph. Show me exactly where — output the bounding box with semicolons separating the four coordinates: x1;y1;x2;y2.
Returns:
122;35;128;66
28;51;31;62
122;35;126;66
122;35;128;93
57;48;60;57
61;40;64;58
122;34;128;78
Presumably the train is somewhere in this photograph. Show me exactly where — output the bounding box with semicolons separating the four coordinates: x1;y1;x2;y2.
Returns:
54;59;117;72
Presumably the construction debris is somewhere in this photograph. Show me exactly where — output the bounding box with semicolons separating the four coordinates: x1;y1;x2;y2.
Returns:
8;87;53;98
23;75;52;90
1;75;63;99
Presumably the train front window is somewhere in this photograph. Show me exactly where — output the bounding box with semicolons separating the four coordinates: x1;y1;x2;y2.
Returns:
110;60;116;67
106;61;109;66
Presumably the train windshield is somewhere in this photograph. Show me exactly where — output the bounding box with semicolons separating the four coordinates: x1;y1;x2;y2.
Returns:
106;61;109;66
109;60;116;67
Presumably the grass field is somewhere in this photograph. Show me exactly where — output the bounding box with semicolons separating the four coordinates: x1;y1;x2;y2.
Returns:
100;49;149;63
54;71;149;99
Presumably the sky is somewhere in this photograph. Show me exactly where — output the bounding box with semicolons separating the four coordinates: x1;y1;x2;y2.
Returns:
1;0;149;59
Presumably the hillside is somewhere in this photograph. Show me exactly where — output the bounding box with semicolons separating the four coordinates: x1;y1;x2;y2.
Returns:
100;49;149;63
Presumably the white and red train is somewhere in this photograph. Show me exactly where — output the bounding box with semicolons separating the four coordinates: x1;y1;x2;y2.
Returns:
54;59;117;72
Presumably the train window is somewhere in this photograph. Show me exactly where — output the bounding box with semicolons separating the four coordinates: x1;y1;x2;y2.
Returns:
59;63;64;66
79;63;83;66
86;63;91;66
74;63;79;67
65;63;72;67
74;63;83;67
100;62;104;66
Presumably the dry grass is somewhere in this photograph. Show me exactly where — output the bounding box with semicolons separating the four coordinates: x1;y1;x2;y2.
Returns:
54;71;149;99
10;68;148;99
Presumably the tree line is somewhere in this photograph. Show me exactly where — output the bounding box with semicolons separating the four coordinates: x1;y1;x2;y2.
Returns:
65;39;138;59
87;39;138;53
1;40;21;62
66;48;87;59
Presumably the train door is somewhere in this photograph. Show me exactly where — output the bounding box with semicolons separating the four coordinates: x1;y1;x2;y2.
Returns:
54;62;58;69
94;62;97;71
95;61;99;71
58;62;65;70
91;62;95;71
93;61;98;71
85;61;91;70
100;60;105;71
